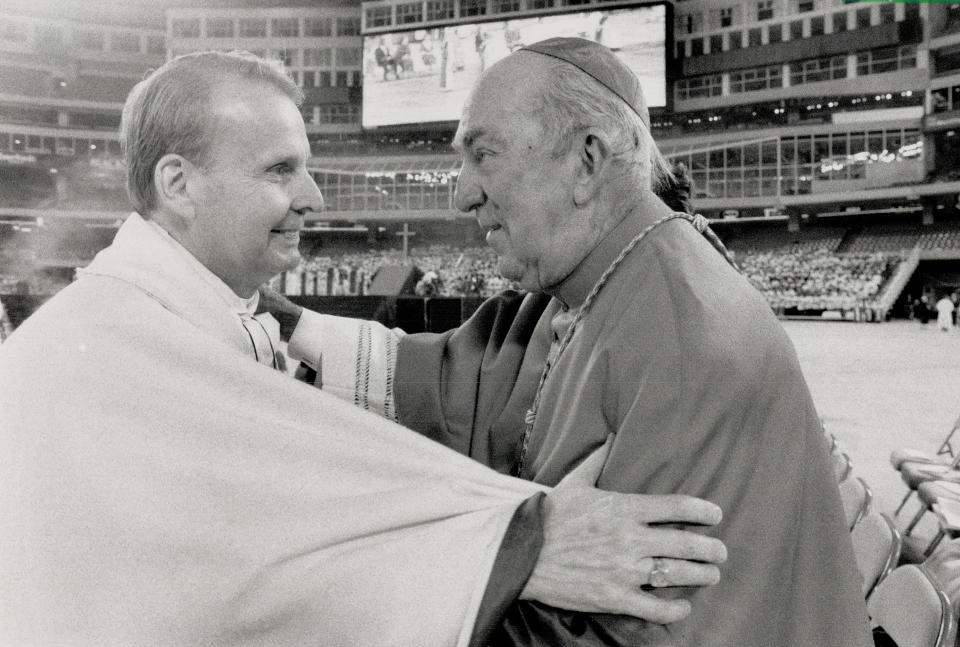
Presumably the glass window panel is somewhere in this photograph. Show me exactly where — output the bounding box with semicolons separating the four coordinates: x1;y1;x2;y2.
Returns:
172;19;201;38
238;19;267;38
810;16;824;36
832;11;847;33
206;18;234;38
304;17;332;37
831;134;846;158
768;23;782;43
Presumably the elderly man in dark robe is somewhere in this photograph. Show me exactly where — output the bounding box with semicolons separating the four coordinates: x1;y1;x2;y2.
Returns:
272;39;873;646
0;49;737;646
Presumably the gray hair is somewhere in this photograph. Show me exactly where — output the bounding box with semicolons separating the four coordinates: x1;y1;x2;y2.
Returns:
529;56;674;194
120;50;303;215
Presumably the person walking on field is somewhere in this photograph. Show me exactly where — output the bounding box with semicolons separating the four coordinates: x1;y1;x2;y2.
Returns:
936;293;955;331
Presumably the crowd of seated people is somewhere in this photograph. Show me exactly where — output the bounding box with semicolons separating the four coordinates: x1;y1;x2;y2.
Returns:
283;243;899;312
277;244;515;298
738;248;897;312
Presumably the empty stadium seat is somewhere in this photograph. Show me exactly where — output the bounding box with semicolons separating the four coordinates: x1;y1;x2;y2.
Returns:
851;511;901;598
840;476;872;531
867;564;958;647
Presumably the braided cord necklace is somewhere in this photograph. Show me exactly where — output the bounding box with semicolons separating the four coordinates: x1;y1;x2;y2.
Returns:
515;212;732;477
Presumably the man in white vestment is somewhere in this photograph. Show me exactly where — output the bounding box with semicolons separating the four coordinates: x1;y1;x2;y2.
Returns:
0;51;728;646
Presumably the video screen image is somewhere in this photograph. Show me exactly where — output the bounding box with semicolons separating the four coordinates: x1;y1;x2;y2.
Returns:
362;3;666;128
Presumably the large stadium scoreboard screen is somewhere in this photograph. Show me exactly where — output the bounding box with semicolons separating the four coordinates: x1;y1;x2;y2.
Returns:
362;3;667;129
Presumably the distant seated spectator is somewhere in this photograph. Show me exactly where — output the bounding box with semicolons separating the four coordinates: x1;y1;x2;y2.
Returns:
415;269;442;297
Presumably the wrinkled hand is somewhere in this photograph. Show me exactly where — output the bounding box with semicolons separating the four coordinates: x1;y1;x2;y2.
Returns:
521;436;727;624
257;284;303;342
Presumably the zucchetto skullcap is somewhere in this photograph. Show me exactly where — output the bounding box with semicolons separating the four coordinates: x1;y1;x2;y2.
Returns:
519;37;649;128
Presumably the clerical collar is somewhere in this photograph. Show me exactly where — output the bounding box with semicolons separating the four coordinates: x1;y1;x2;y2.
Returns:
547;212;647;310
142;218;259;317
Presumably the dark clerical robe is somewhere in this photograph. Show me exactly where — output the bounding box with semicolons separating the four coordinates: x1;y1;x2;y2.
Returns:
395;213;873;646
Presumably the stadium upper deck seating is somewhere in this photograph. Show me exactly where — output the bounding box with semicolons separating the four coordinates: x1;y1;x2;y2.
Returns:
843;222;960;254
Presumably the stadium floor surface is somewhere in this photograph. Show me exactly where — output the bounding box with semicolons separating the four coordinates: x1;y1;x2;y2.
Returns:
784;319;960;552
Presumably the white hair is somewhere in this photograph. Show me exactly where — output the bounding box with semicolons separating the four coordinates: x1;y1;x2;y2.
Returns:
529;56;674;194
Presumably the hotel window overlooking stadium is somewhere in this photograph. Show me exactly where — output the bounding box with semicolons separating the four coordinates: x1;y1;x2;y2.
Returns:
879;3;894;25
789;20;802;40
831;11;847;33
856;45;916;76
790;55;846;85
529;0;554;10
365;7;392;28
336;47;362;66
305;17;333;37
206;18;234;38
709;34;722;53
427;0;456;21
76;29;104;51
319;71;332;86
396;3;424;25
239;19;267;38
730;65;783;93
338;17;361;35
757;1;774;21
304;48;332;67
690;37;703;56
810;16;824;36
272;18;299;38
667;127;921;199
676;74;722;100
728;31;742;50
856;7;871;30
796;0;814;13
111;32;140;53
336;71;348;87
748;27;761;47
172;19;200;39
768;23;782;43
933;85;960;114
497;0;521;13
461;0;487;18
276;49;295;67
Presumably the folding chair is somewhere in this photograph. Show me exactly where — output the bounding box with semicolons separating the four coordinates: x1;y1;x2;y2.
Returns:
937;415;960;459
851;511;902;598
867;564;958;647
925;498;960;558
906;481;960;537
891;415;960;470
839;476;872;531
831;450;852;483
894;452;960;516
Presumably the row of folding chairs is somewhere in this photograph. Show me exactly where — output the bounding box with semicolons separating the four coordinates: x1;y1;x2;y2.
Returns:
829;432;958;647
878;418;960;646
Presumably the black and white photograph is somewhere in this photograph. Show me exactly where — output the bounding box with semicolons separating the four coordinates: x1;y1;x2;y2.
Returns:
0;0;958;645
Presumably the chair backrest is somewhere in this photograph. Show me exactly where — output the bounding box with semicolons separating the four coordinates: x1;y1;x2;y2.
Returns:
832;450;853;483
867;564;958;647
851;511;902;598
937;415;960;458
840;476;872;530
